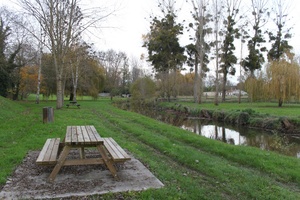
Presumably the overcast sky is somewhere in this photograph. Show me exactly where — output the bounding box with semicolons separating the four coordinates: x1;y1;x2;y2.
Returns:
1;0;300;69
87;0;300;58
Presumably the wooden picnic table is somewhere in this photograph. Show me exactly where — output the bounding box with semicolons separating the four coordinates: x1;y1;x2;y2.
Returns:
66;101;80;108
40;125;130;182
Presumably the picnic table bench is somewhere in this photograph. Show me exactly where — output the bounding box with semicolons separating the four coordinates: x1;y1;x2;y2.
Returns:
36;125;131;182
66;101;80;108
36;138;61;165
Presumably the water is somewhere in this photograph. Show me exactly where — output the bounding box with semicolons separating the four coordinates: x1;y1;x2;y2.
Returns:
129;104;300;158
180;119;300;158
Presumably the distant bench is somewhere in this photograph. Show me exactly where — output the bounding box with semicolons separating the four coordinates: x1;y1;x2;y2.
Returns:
36;137;130;165
66;101;80;108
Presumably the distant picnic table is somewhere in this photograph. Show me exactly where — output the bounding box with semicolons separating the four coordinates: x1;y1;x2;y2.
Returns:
36;125;131;182
66;101;80;108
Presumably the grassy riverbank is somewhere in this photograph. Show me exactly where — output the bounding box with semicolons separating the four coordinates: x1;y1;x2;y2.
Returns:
1;97;300;199
157;101;300;134
161;101;300;117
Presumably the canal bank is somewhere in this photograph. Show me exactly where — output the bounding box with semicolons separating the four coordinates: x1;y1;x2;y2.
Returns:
114;100;300;158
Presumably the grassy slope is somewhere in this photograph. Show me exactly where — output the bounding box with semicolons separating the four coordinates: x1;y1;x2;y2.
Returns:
0;97;300;199
166;101;300;117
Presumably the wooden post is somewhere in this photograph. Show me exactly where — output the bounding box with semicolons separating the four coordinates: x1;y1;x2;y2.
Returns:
43;107;54;123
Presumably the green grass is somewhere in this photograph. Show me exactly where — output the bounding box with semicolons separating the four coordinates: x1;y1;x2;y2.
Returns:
1;97;300;199
164;101;300;117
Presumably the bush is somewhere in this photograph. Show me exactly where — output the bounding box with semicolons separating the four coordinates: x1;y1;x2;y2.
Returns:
238;112;250;125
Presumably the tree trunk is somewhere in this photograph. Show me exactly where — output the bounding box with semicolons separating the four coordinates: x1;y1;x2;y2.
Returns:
56;76;64;109
222;73;227;102
278;97;283;107
194;59;200;103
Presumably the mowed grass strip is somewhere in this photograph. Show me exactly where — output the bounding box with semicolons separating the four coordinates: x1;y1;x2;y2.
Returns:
91;106;300;199
97;103;300;185
1;97;300;199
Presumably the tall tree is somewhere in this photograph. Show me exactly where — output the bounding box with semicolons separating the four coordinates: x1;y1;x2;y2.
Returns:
0;17;11;97
130;57;144;83
19;0;114;109
267;0;293;61
188;0;211;104
65;42;90;102
143;0;186;101
219;0;241;102
98;50;128;98
211;0;222;106
243;0;269;77
0;10;24;99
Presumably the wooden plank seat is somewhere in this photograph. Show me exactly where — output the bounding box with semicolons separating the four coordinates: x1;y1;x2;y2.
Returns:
36;138;61;165
102;137;131;163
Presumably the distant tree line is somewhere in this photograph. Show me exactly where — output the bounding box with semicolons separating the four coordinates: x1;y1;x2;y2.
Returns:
0;0;298;108
143;0;297;107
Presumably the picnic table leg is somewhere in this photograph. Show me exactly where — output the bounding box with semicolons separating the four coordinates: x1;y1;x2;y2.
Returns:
48;145;71;182
79;147;85;159
96;145;118;179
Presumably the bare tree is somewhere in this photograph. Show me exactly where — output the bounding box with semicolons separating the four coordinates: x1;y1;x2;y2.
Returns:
211;0;223;105
189;0;211;104
130;57;144;83
98;50;128;98
19;0;115;109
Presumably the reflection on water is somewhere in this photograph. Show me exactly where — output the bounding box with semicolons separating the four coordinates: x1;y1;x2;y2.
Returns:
129;103;300;158
181;119;300;158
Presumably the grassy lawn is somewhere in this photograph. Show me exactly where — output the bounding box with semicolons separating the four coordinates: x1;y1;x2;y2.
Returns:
1;97;300;199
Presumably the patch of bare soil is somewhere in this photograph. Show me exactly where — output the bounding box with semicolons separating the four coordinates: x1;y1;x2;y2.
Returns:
0;150;163;200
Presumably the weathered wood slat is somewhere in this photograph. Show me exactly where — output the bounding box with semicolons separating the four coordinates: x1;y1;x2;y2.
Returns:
36;139;51;163
63;158;105;166
86;126;97;142
36;138;60;165
103;138;120;159
105;138;124;159
71;126;78;143
77;126;84;143
81;126;90;143
90;125;102;141
49;139;60;161
65;126;72;144
109;138;130;159
103;137;131;162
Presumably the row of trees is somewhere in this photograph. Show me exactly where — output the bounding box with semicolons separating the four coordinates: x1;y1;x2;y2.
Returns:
0;0;147;108
0;0;298;108
143;0;295;106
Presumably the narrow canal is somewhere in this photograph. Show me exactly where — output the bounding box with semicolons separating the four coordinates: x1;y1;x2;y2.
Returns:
129;104;300;158
180;119;300;158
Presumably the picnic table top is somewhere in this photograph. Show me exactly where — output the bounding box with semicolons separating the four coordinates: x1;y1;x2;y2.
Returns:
65;125;103;145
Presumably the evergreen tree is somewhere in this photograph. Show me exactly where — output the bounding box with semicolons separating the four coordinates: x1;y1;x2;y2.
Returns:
243;0;269;77
143;2;186;100
267;0;293;61
220;0;241;102
144;13;186;72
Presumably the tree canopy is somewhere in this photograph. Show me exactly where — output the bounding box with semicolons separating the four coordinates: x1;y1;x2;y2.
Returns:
144;13;186;72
